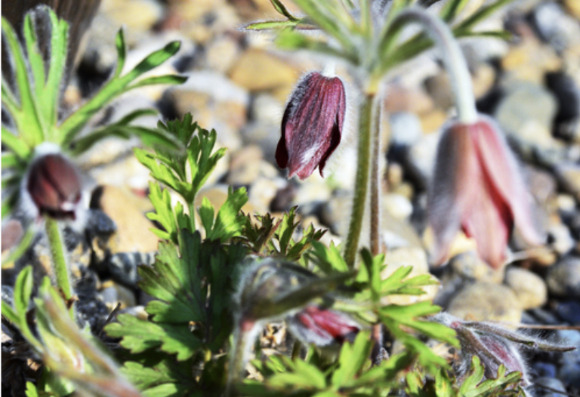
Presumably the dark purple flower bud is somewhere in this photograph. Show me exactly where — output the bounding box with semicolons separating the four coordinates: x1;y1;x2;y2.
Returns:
434;313;574;388
428;115;543;269
26;153;82;220
288;305;360;346
435;314;530;386
276;72;346;179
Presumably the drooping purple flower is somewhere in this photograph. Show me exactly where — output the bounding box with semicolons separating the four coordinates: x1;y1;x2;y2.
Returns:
276;72;346;179
288;305;360;346
27;153;82;220
428;115;543;269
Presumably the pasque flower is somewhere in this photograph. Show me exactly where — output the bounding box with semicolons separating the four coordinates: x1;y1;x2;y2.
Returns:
26;153;82;220
288;305;360;346
276;71;346;179
434;313;574;388
428;115;543;269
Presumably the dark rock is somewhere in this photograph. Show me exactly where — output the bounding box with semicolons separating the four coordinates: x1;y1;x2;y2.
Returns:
546;256;580;298
555;300;580;324
531;362;557;379
545;72;580;125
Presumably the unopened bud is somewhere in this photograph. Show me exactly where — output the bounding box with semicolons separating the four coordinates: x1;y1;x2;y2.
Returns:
276;71;346;179
26;153;81;220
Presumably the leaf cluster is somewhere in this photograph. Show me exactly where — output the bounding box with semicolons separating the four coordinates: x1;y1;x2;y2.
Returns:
2;267;139;396
240;207;326;262
105;117;251;395
1;5;185;216
246;0;515;79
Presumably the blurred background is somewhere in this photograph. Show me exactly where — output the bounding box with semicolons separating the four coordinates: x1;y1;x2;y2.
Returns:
2;0;580;393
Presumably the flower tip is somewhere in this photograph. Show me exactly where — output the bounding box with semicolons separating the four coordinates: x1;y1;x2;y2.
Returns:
277;71;345;180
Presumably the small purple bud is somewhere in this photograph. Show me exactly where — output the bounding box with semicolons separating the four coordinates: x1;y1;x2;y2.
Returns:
288;305;360;346
276;72;346;179
26;154;82;220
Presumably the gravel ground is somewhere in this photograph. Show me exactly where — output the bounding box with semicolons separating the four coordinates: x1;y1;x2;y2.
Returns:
3;0;580;395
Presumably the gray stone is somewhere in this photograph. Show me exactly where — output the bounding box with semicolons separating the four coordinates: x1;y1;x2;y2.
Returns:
447;281;522;323
251;93;285;125
168;71;249;150
293;177;332;206
449;251;504;283
205;35;241;74
494;81;558;154
227;145;278;185
389;112;423;148
555;163;580;200
382;210;424;250
248;177;286;213
383;193;413;220
557;330;580;388
505;267;547;309
546;256;580;298
532;377;567;397
546;221;575;256
424;73;453;111
240;121;281;166
320;189;351;237
407;131;440;186
532;2;580;52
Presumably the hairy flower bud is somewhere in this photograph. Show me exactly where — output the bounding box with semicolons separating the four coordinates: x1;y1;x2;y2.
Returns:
434;313;574;389
428;115;543;269
26;153;82;220
276;71;346;179
288;305;360;346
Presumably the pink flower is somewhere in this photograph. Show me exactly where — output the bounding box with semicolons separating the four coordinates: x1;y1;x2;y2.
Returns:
289;305;360;346
428;115;543;269
27;153;82;220
276;72;346;179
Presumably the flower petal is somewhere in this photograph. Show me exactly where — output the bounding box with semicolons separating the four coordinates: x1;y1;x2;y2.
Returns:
428;123;478;264
470;116;544;246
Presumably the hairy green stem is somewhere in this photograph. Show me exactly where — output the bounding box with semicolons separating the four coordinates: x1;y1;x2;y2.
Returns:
188;201;197;232
226;319;255;396
45;217;74;316
392;7;477;123
369;96;382;257
344;92;375;268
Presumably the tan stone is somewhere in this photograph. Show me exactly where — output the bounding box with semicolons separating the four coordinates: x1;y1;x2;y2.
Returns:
505;267;547;310
502;39;561;84
419;109;447;134
448;282;522;323
383;84;434;114
102;0;162;31
229;49;298;94
564;0;580;19
98;185;159;254
472;63;496;100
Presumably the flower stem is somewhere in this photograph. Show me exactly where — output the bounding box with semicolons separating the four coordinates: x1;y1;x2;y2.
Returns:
188;201;197;232
44;217;74;316
392;7;477;123
226;319;255;396
344;92;375;268
369;97;382;256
